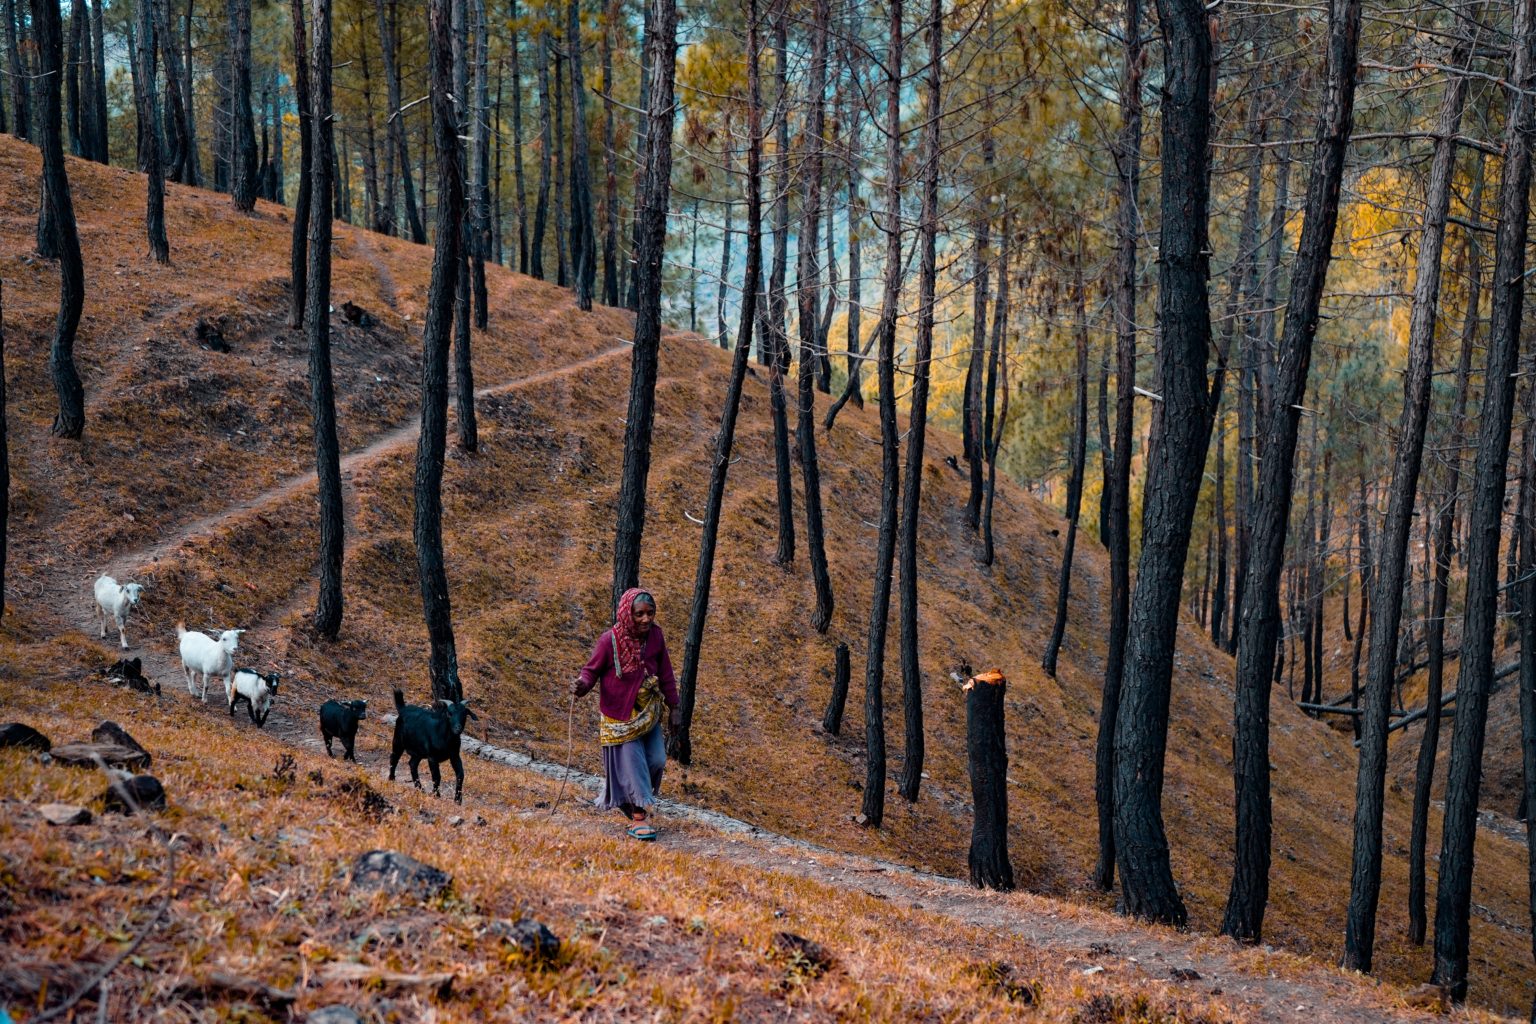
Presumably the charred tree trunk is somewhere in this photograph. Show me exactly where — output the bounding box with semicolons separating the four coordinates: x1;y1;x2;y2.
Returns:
797;0;834;636
1224;0;1361;944
87;0;104;161
182;0;201;185
288;0;312;330
967;671;1014;891
1095;0;1141;895
229;0;257;211
30;0;85;440
861;0;903;829
553;42;569;286
1111;0;1215;926
600;0;617;303
306;0;343;640
1212;418;1228;648
843;16;863;410
1515;370;1536;1017
532;27;552;280
4;0;29;140
567;0;595;310
67;0;83;155
134;0;170;262
153;0;188;182
609;0;677;610
980;212;1012;568
895;0;939;802
472;0;491;323
716;135;733;347
823;641;851;735
1411;155;1484;947
1043;248;1090;678
376;0;424;243
0;284;8;617
668;0;762;766
1345;53;1470;964
1433;0;1536;996
511;0;529;272
766;0;794;569
419;0;466;703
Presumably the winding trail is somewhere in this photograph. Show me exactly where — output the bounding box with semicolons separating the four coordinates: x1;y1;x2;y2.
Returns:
41;336;1475;1024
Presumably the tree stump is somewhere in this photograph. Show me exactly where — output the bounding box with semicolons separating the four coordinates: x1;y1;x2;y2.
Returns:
966;669;1014;891
822;643;850;735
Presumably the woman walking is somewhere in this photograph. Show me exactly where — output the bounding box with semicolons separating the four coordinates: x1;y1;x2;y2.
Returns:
573;587;680;840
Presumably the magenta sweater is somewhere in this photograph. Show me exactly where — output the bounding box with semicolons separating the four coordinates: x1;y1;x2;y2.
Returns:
576;626;680;721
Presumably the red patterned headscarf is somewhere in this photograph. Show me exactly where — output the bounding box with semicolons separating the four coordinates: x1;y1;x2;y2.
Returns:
611;587;655;676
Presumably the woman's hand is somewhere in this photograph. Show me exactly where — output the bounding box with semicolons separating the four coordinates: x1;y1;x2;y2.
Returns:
571;677;587;698
668;707;682;729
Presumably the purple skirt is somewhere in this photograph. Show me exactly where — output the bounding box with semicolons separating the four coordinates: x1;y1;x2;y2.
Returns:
597;723;666;811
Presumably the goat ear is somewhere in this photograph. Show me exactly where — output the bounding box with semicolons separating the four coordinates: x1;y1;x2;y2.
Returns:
465;707;480;721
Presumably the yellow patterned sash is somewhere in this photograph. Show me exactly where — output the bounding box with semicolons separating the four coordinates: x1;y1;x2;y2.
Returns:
600;673;662;747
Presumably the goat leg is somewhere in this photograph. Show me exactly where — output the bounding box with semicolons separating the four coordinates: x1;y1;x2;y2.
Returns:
451;753;464;804
429;760;442;797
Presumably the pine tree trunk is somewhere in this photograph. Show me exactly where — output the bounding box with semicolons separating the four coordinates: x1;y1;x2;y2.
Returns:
1433;0;1536;996
668;0;762;765
567;0;595;309
29;0;84;439
715;135;733;347
289;0;312;330
967;671;1014;890
473;0;492;326
420;0;465;703
1223;0;1361;944
375;0;423;243
609;0;677;610
1411;156;1484;947
1212;416;1228;648
87;0;104;161
532;27;552;280
4;0;29;140
229;0;257;210
843;15;862;409
861;0;903;830
553;42;569;286
963;199;989;529
153;0;188;181
766;0;794;569
1095;0;1140;895
0;283;8;617
797;0;833;637
1044;251;1090;678
600;0;617;302
823;641;851;734
1111;0;1216;927
182;0;201;185
624;0;653;312
510;0;529;272
67;0;83;155
134;0;169;262
305;0;343;639
895;0;939;802
980;211;1011;568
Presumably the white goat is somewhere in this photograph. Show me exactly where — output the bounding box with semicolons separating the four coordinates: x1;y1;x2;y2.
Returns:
93;576;144;650
176;622;243;702
227;668;280;727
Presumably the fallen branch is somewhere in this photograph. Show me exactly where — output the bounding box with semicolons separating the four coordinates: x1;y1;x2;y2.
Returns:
1353;660;1518;746
31;841;177;1023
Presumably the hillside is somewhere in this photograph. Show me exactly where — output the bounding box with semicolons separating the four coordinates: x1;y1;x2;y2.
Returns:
0;136;1531;1018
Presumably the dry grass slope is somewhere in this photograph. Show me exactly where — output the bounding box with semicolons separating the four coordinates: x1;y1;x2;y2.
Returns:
0;135;1530;1018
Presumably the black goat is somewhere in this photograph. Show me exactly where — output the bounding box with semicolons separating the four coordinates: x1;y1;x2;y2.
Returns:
388;689;478;803
320;699;368;761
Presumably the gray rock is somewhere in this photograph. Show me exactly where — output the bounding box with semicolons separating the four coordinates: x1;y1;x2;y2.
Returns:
51;741;151;771
40;803;92;826
349;850;451;899
306;1007;364;1024
489;918;561;963
91;722;150;764
101;775;166;814
0;722;50;752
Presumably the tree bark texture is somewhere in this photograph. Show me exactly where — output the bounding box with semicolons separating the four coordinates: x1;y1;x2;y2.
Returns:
228;0;257;211
609;0;678;611
419;0;466;703
306;0;344;640
1433;0;1536;996
861;0;903;830
30;0;85;440
1111;0;1214;926
532;27;552;280
4;0;29;140
767;0;794;569
567;0;596;310
1224;0;1361;945
896;0;940;802
289;0;312;330
670;0;762;766
967;671;1014;891
1342;44;1466;969
1043;250;1090;678
823;641;851;735
1096;0;1140;895
134;0;170;263
980;212;1011;569
1412;158;1484;946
